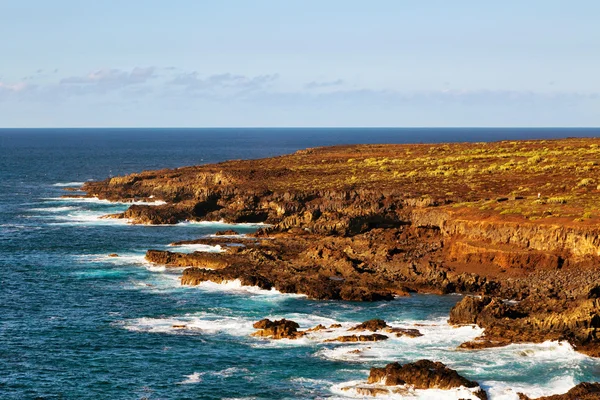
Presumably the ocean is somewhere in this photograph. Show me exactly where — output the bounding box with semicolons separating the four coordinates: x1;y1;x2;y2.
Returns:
1;128;600;399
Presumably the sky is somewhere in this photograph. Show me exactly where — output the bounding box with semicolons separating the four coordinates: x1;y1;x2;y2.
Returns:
0;0;599;128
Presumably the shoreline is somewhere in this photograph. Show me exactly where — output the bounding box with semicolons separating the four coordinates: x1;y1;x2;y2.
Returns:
77;137;600;397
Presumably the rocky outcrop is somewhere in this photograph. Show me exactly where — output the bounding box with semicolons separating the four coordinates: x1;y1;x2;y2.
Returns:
325;334;389;342
450;294;600;354
412;209;600;259
145;249;229;269
172;228;506;301
347;319;423;337
349;319;388;332
252;319;304;339
518;382;600;399
215;229;240;236
346;360;487;399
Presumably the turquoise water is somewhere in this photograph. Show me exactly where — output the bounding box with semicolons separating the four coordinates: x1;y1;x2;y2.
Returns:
2;128;600;399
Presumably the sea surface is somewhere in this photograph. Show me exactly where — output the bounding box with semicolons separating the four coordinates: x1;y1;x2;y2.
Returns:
1;128;600;400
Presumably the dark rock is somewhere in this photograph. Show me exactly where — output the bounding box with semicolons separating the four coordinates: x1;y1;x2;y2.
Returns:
367;360;487;399
252;318;304;339
325;334;389;342
350;319;389;332
215;229;240;236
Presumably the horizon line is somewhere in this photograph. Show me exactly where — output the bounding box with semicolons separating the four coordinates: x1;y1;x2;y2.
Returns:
1;126;600;130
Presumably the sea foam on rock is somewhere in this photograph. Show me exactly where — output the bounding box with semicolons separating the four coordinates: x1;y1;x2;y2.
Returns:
339;359;487;399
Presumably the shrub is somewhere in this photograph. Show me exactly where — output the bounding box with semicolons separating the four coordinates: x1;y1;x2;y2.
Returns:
547;197;568;204
527;155;543;164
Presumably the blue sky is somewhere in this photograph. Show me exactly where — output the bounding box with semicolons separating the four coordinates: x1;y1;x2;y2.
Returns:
1;0;599;127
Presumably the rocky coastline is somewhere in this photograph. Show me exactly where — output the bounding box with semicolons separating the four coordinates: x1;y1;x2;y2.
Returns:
78;138;600;395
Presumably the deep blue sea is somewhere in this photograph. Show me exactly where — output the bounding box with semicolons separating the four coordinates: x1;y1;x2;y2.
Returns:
2;128;600;400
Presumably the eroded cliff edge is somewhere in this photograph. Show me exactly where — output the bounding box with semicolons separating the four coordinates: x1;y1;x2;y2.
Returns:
79;138;600;356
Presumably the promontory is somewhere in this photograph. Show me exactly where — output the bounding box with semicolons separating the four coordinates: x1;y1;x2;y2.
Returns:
79;138;600;356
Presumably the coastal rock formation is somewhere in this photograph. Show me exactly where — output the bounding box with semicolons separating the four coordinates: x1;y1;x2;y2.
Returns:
449;274;600;354
215;229;240;236
252;319;304;339
324;334;389;342
517;382;600;399
348;319;423;337
349;319;389;331
341;360;487;399
81;139;600;356
146;249;229;269
165;229;508;301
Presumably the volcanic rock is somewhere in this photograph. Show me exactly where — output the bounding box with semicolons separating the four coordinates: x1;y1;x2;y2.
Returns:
83;139;600;355
215;229;240;236
367;360;487;399
252;319;304;339
324;334;389;342
349;319;389;332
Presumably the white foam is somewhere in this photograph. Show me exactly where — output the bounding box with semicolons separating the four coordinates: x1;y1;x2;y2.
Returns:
29;206;81;213
120;313;255;336
290;377;332;386
212;367;250;378
478;341;587;399
168;243;225;253
42;196;167;205
316;318;483;363
178;372;204;384
81;253;150;266
195;279;305;298
48;210;130;225
484;374;577;400
52;182;86;187
331;380;485;399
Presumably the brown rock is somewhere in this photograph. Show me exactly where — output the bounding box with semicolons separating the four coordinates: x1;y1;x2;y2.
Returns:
108;253;119;257
215;229;240;236
367;360;487;399
305;324;327;332
83;139;600;355
325;334;389;342
349;319;389;332
252;318;304;339
385;327;423;338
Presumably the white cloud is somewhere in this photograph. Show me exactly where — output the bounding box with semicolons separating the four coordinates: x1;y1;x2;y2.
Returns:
60;67;156;86
304;79;344;89
168;72;279;97
0;82;29;93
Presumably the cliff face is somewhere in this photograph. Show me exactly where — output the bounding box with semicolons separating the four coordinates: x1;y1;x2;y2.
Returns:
413;208;600;259
78;138;600;356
